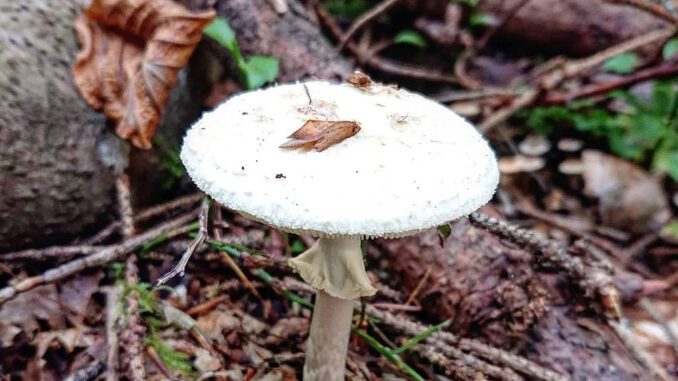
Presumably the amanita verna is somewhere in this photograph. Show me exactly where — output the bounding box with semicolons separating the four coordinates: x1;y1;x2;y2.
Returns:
181;78;499;380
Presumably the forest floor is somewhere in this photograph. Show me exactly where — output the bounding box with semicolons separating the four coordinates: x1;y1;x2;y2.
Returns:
1;0;677;380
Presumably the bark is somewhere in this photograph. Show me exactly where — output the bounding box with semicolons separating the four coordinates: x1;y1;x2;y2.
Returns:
0;0;351;250
375;219;654;380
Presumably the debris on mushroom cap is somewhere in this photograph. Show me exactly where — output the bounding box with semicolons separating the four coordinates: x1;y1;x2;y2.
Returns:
498;155;545;174
558;158;584;175
181;81;499;238
519;135;551;156
557;138;584;152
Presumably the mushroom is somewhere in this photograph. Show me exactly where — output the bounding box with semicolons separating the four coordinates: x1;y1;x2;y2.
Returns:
518;134;551;156
180;81;499;380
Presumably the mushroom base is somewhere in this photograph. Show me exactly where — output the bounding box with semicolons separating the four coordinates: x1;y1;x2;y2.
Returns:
288;237;377;300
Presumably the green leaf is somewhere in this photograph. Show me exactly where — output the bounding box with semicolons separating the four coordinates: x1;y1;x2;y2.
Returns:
203;18;240;59
323;0;370;19
650;80;677;115
469;12;496;27
662;38;678;60
436;224;452;245
455;0;478;6
394;30;427;48
602;53;639;74
240;55;280;89
653;148;678;181
660;221;678;243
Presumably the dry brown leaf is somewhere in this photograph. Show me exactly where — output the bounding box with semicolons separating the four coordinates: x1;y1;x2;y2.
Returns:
280;120;361;152
345;71;375;91
73;0;215;149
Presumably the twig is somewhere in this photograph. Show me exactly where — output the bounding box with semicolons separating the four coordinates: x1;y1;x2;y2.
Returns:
479;27;676;132
467;212;621;319
338;0;401;49
541;61;678;105
0;211;198;305
476;0;532;50
639;298;678;355
608;319;672;381
63;360;106;381
364;304;566;381
312;0;458;84
115;173;135;238
122;255;146;381
603;0;678;24
212;205;267;314
1;245;106;261
155;199;209;285
84;193;203;245
105;285;122;381
418;339;525;381
404;265;431;306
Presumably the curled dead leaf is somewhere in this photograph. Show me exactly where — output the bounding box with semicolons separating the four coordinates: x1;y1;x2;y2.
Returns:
345;71;375;91
73;0;215;149
280;120;361;152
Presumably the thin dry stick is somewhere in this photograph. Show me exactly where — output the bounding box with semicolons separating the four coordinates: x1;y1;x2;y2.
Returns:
2;245;106;261
212;207;266;312
312;0;459;84
608;319;672;381
338;0;401;49
156;199;209;285
123;254;145;381
85;193;203;245
364;304;567;381
422;337;525;381
105;286;121;381
467;212;621;318
603;0;678;24
404;265;431;306
479;27;677;132
0;211;198;305
116;173;145;381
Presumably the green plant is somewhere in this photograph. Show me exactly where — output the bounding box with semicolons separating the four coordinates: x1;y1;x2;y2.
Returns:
455;0;495;27
203;18;279;89
394;30;427;48
526;80;678;180
322;0;372;19
602;53;639;74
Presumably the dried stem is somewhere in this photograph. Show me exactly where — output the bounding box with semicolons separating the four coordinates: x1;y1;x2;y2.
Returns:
602;0;678;24
105;286;122;381
155;199;209;285
0;211;198;305
338;0;401;49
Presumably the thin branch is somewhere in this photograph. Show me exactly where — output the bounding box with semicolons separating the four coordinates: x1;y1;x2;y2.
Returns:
0;211;198;305
603;0;678;24
338;0;401;49
2;245;106;261
63;360;106;381
85;193;203;245
479;27;676;132
639;298;678;355
105;286;122;381
312;0;459;84
155;199;209;285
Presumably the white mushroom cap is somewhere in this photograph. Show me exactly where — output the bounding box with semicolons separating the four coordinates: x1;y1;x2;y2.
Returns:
181;81;498;238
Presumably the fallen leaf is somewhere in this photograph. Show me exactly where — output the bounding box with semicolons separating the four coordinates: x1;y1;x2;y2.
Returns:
59;271;104;325
73;0;215;149
280;120;361;152
345;71;375;90
582;150;671;234
265;317;308;345
0;285;65;347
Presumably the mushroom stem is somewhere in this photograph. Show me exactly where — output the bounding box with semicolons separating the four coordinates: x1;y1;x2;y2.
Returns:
289;237;376;380
304;290;354;381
